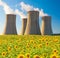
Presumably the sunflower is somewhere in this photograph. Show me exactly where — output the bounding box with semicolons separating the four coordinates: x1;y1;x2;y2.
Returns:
33;55;40;58
2;52;6;57
42;53;47;57
30;39;34;43
38;44;42;48
26;43;30;48
42;37;46;42
17;54;24;58
46;42;49;46
50;54;58;58
53;49;58;54
7;46;11;51
14;45;18;49
53;39;58;42
25;53;30;58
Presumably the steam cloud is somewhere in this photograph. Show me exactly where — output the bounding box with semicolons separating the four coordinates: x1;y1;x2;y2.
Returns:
0;0;14;14
15;9;27;18
20;2;33;11
20;2;48;17
0;0;48;18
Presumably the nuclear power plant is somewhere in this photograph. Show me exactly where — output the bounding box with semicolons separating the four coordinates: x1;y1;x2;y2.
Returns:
41;16;53;35
4;14;17;35
1;11;53;35
24;11;41;35
21;18;27;35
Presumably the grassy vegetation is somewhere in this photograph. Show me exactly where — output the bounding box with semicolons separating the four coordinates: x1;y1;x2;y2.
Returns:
0;35;60;58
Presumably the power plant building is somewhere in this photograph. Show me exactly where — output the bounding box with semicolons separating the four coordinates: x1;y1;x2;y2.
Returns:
4;14;17;35
41;16;53;35
21;18;27;35
24;11;41;35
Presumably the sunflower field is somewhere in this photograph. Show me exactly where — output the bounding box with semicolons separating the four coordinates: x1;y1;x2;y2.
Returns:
0;35;60;58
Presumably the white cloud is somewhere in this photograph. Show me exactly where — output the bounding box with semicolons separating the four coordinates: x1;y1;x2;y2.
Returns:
0;0;27;18
33;8;40;11
20;2;33;11
0;0;48;18
33;8;48;16
39;9;48;17
0;0;2;5
20;2;48;17
0;0;14;14
15;9;27;18
0;0;1;1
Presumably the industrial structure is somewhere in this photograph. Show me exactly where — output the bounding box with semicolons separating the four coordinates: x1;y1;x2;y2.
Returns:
21;18;27;35
41;16;53;35
4;14;17;35
2;11;53;35
24;11;41;35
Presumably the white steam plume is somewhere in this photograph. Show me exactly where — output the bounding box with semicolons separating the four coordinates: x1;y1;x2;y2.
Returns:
20;2;48;17
0;0;14;14
15;9;27;18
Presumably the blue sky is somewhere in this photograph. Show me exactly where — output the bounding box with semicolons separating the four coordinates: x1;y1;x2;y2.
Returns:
0;0;60;34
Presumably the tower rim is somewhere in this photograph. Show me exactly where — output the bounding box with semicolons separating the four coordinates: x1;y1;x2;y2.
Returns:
28;11;39;13
6;14;16;16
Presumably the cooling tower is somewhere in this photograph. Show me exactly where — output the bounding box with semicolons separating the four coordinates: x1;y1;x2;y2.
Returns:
21;18;27;35
4;14;17;35
24;11;41;35
41;16;53;35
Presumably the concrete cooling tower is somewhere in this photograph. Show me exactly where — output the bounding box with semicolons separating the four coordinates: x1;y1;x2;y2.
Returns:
24;11;41;35
41;16;53;35
21;18;27;35
4;14;17;35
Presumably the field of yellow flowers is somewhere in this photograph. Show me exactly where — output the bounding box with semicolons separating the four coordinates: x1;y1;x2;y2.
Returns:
0;35;60;58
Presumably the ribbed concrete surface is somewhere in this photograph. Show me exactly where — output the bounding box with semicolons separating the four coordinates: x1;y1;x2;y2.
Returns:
41;16;53;35
21;18;27;35
4;14;17;35
24;11;41;35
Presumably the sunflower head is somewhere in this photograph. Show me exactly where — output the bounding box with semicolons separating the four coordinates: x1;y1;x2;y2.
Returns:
25;53;30;58
46;42;49;46
53;39;58;42
17;54;24;58
2;52;6;57
14;45;18;49
8;46;11;51
38;44;42;48
33;55;40;58
50;54;58;58
53;49;58;54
